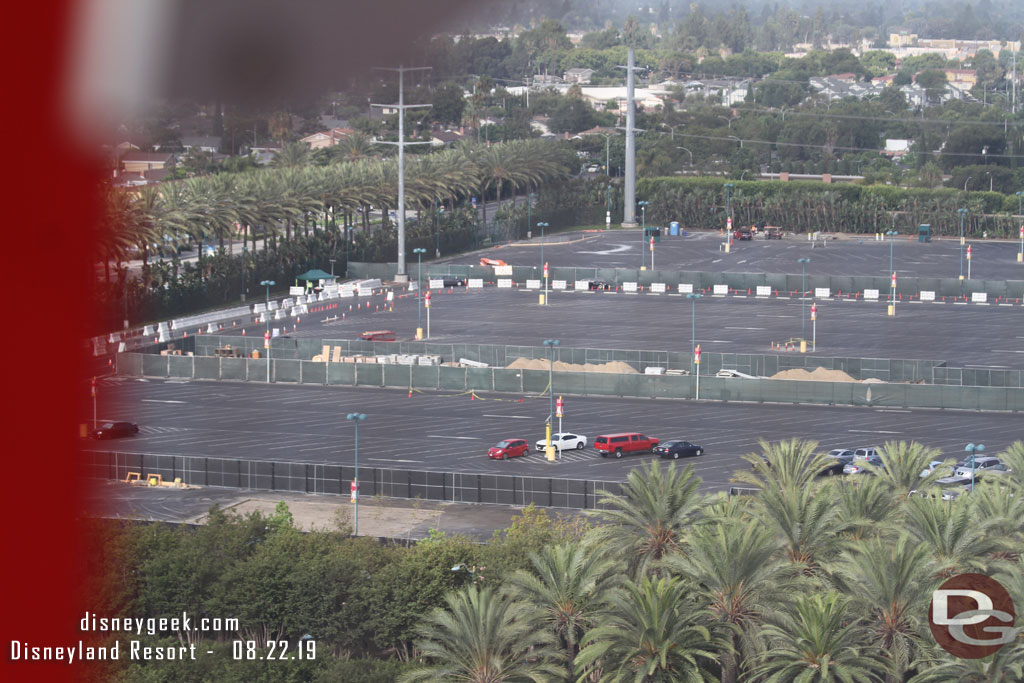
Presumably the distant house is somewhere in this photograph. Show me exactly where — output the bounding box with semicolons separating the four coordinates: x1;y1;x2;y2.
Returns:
680;79;750;106
120;151;175;174
563;68;594;84
579;86;665;113
808;76;887;102
883;139;911;157
181;136;222;153
429;128;466;146
532;74;563;87
299;127;354;150
944;69;977;92
111;167;170;187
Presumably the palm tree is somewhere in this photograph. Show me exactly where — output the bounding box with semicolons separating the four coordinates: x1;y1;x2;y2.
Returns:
833;535;940;680
589;461;703;578
272;142;312;168
873;441;947;499
902;495;1006;577
574;575;721;682
753;481;841;574
400;585;563;683
909;641;1024;682
733;438;830;492
664;520;791;683
504;543;620;677
752;592;891;683
832;477;898;541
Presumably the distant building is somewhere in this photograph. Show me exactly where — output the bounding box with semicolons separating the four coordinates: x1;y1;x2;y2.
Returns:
563;68;594;84
883;139;911;157
181;136;222;154
119;151;175;174
300;127;354;149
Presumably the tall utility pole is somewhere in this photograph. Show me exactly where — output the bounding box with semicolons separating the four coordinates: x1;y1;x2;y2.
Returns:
617;48;644;227
371;65;432;283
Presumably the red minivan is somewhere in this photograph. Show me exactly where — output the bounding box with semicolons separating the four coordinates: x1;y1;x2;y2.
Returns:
594;433;660;458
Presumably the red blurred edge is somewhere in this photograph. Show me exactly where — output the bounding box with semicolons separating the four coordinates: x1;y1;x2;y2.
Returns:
5;2;102;681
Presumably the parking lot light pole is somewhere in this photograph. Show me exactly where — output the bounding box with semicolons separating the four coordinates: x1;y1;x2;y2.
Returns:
346;413;367;535
687;293;702;375
797;259;809;352
260;279;275;382
637;201;648;269
413;248;426;339
723;183;734;252
964;442;984;491
957;208;968;279
885;230;897;316
543;339;560;462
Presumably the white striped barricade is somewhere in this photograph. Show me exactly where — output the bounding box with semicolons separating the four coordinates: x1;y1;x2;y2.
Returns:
497;278;513;289
467;278;484;289
919;291;935;301
574;280;590;291
971;292;988;303
525;279;541;290
713;284;728;296
552;279;567;290
755;286;771;297
815;288;831;298
622;282;638;293
429;279;444;289
864;289;880;301
678;283;693;294
650;282;666;294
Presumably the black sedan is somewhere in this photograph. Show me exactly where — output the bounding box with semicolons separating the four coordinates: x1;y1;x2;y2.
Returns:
820;449;856;476
90;421;139;439
653;440;703;459
442;277;466;287
588;280;612;290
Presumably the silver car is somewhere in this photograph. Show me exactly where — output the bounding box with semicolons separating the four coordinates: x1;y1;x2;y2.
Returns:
954;456;1008;479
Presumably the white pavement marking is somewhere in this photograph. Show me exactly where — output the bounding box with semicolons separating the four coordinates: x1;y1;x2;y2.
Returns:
483;414;533;419
724;327;765;330
847;429;902;434
141;399;187;404
874;409;912;413
366;458;420;463
428;435;481;440
990;350;1024;353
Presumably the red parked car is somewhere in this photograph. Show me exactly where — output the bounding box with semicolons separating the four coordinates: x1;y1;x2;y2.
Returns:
488;439;529;460
594;433;660;458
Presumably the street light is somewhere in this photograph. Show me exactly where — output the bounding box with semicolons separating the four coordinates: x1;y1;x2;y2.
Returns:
329;258;336;276
527;192;535;239
723;183;734;252
637;201;649;269
727;135;742;149
346;413;367;535
543;339;560;461
676;146;693;167
964;442;984;492
537;222;549;305
797;259;810;350
260;279;275;382
885;230;898;316
240;245;247;302
413;248;426;340
958;208;968;280
963;176;972;192
1016;192;1024;263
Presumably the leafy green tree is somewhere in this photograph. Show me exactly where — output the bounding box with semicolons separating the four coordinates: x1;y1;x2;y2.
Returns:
733;438;828;491
574;575;720;682
872;441;947;498
902;495;1006;577
399;585;563;682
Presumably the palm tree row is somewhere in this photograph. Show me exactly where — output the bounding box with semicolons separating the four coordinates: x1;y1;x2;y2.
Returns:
401;439;1024;682
100;139;570;273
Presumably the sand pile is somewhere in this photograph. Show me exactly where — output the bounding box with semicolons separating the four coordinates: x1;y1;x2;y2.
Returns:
770;367;861;382
506;357;639;374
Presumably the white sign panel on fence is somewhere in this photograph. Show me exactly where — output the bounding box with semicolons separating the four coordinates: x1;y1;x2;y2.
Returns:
756;286;771;297
622;282;638;292
497;278;513;288
864;289;879;300
552;279;567;290
289;286;305;296
919;290;935;301
574;280;590;290
429;279;444;289
815;288;831;298
493;265;513;276
525;279;541;290
650;282;666;293
467;278;484;288
971;292;988;303
713;284;728;295
678;283;693;294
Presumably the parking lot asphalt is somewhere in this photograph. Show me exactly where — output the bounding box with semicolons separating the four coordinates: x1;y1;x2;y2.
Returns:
89;378;1024;496
225;287;1023;368
441;228;1024;280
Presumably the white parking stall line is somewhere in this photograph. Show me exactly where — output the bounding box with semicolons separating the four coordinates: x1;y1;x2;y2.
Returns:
429;435;481;440
482;414;533;419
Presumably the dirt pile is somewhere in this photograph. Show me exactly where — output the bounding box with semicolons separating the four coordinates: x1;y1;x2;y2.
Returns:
506;357;639;374
770;367;862;383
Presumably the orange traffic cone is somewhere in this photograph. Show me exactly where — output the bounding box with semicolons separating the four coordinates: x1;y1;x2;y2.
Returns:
408;389;413;398
242;329;246;335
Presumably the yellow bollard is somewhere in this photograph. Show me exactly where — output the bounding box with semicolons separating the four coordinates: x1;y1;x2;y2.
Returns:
545;422;555;462
415;328;423;340
887;304;895;316
800;340;807;353
1018;252;1022;263
724;243;730;253
538;293;546;305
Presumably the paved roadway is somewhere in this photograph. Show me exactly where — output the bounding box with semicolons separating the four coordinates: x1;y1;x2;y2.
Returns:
447;228;1024;280
225;287;1024;368
89;378;1024;495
